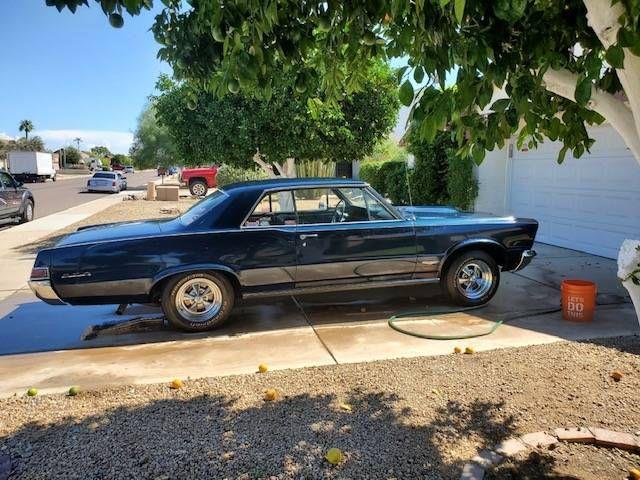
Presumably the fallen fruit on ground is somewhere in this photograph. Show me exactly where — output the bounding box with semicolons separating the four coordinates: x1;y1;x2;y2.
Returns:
68;386;80;397
258;364;269;373
465;347;475;354
630;467;640;480
339;403;352;412
26;388;38;397
610;370;624;381
454;346;462;353
325;447;344;465
170;379;183;389
264;389;278;401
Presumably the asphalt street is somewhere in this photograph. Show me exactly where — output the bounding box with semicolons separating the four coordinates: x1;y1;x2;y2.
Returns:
0;169;158;229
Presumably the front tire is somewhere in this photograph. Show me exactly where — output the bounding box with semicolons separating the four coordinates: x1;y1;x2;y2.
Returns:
161;272;234;332
189;179;208;196
20;200;34;223
442;250;500;306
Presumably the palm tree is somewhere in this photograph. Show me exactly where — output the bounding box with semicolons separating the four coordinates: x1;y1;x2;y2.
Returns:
19;120;34;140
74;137;82;151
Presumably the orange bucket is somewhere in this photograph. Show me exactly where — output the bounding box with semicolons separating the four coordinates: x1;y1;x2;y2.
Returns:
561;280;597;322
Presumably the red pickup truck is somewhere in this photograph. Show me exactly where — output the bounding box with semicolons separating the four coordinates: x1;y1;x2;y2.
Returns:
180;166;218;196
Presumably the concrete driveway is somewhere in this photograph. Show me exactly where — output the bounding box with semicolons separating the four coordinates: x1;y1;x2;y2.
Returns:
0;243;637;397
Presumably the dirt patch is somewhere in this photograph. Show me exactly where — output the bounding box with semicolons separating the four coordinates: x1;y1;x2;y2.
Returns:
15;197;198;254
0;336;638;479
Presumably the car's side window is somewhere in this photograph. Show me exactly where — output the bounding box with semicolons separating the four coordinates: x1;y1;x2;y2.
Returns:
0;172;13;189
244;190;296;227
364;190;396;220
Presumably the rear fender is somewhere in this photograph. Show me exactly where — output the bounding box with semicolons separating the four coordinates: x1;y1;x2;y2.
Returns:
150;263;240;295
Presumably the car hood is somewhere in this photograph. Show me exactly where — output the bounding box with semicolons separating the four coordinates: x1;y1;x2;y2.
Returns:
56;219;165;247
397;205;530;225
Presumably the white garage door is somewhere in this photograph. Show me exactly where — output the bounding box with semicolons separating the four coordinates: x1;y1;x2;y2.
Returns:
508;125;640;259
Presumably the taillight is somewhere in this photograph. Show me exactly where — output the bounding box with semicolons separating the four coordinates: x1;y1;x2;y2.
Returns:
30;267;49;280
112;181;116;186
87;180;91;186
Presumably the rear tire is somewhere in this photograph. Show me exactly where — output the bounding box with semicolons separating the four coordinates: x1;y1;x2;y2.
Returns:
20;200;34;224
161;272;234;332
442;250;500;306
189;179;208;196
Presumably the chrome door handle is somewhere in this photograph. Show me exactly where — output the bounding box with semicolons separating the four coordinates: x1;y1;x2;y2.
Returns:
299;234;318;240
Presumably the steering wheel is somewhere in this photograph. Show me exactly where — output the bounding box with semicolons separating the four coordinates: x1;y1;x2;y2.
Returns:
332;200;347;223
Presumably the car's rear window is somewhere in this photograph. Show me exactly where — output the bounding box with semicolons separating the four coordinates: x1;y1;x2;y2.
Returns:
179;190;228;226
93;173;115;179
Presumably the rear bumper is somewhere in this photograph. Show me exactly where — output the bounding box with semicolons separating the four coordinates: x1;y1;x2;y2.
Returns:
87;186;119;192
512;249;536;272
28;279;66;305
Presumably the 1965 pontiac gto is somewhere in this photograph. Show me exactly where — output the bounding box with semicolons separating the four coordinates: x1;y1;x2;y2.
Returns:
29;178;537;332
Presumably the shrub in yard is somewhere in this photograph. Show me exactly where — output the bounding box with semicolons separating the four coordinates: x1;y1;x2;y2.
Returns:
446;153;478;211
296;159;336;177
359;161;385;192
379;160;409;204
407;131;451;206
216;164;269;186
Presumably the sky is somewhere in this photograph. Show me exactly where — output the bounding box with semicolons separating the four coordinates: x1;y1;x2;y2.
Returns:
0;1;170;154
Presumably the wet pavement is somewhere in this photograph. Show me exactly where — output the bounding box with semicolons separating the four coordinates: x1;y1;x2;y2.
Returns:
0;243;637;396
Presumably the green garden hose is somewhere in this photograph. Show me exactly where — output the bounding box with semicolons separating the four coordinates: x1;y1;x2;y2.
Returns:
388;305;562;340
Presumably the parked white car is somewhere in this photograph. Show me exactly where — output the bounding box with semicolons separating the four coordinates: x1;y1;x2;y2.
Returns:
124;165;135;174
87;172;127;193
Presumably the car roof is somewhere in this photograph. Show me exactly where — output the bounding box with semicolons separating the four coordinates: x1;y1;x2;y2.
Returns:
222;177;367;193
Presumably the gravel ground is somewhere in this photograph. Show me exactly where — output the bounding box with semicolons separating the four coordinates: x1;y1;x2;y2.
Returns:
1;336;638;479
17;197;198;254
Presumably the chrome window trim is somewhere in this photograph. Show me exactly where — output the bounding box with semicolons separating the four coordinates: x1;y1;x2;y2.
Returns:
239;183;403;229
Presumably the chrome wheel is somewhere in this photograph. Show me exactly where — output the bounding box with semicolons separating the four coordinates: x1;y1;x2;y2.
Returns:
191;182;206;196
174;278;223;323
456;260;493;300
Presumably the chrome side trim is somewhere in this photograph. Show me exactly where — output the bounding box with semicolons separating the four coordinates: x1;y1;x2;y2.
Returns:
28;279;66;305
243;277;440;298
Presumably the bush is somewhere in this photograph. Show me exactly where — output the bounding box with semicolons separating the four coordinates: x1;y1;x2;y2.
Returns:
297;160;335;177
216;164;269;186
360;131;478;209
447;154;478;211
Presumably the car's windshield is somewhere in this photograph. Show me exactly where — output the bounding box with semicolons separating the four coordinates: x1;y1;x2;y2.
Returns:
179;189;228;226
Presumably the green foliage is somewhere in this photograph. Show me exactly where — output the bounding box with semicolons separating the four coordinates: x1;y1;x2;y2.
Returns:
49;0;640;163
216;164;269;186
361;131;478;210
18;120;34;140
446;153;479;211
129;102;178;169
359;160;408;205
64;146;82;165
111;153;131;165
90;145;112;159
153;61;398;169
363;138;408;164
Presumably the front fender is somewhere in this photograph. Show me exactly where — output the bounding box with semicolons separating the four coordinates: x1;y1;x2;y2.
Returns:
150;263;240;291
439;238;507;273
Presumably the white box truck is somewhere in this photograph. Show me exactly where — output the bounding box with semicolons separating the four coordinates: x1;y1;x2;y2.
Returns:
7;151;57;182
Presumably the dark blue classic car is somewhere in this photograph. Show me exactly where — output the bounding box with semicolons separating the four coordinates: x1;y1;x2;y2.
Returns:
29;178;537;332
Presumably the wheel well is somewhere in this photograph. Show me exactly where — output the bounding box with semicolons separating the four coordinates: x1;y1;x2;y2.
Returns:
188;177;206;185
439;243;506;277
149;269;241;302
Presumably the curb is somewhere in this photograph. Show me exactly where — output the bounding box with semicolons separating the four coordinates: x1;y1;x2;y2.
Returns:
460;427;640;479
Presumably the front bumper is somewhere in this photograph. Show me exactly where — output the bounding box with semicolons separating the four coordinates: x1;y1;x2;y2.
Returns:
28;279;66;305
512;249;536;272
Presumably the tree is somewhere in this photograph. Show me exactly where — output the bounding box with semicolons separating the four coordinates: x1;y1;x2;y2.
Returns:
111;153;131;166
153;61;399;176
50;0;640;166
90;146;112;159
64;146;82;165
19;120;34;140
129;102;179;169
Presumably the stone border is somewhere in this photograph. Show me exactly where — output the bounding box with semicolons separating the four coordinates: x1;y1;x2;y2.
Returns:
460;427;640;479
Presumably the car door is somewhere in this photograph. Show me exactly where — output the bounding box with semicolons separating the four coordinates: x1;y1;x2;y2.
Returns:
294;186;416;287
0;172;20;216
239;189;298;293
